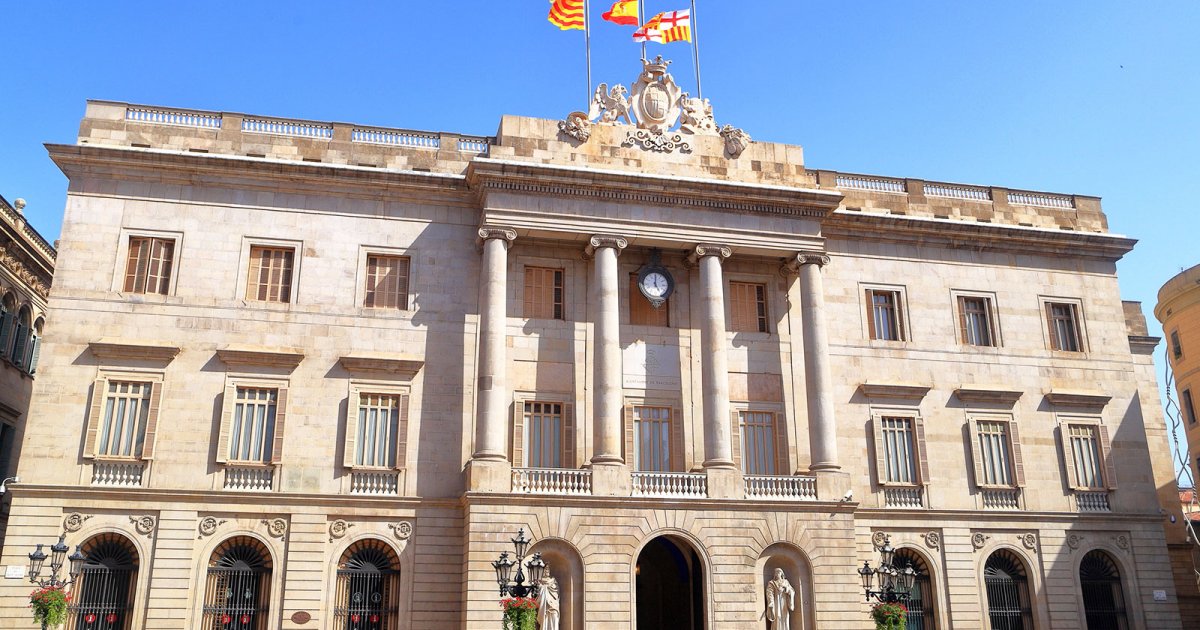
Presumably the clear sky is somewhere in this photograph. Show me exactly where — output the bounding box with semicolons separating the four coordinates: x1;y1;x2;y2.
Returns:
2;1;1197;467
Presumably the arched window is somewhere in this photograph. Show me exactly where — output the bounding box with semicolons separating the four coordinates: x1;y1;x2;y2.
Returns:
28;316;44;374
895;548;936;630
201;537;272;630
10;305;32;368
0;293;17;360
1079;550;1128;630
333;539;400;629
984;549;1033;630
66;533;138;630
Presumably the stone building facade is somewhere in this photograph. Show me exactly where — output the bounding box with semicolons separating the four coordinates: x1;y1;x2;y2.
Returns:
0;90;1184;629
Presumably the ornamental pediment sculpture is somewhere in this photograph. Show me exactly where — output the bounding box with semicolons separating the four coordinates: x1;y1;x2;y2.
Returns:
558;56;751;157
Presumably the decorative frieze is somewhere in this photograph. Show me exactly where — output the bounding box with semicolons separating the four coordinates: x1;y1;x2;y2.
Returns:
62;512;93;533
329;519;355;542
197;516;227;539
261;518;288;539
129;515;157;537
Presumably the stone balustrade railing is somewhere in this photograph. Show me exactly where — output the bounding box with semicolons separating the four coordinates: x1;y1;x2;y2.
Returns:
352;127;439;148
981;488;1022;510
126;105;222;129
1008;191;1074;209
744;475;817;501
835;174;907;194
224;464;275;492
883;486;924;508
631;472;707;498
350;470;401;495
1076;490;1111;512
512;468;592;495
243;117;334;139
0;196;57;262
925;182;992;202
91;461;145;487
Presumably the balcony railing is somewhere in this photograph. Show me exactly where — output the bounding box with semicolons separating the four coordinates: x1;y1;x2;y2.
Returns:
631;472;707;498
744;475;817;501
224;464;275;492
836;174;906;194
1076;490;1111;512
925;182;991;202
1008;190;1074;209
126;106;222;129
883;486;924;508
981;488;1022;510
512;468;592;495
350;470;400;496
91;461;145;487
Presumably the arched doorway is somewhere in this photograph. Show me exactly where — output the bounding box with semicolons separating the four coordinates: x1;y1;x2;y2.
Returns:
66;533;138;630
333;539;401;629
1079;550;1128;630
984;549;1033;630
635;536;704;630
200;536;273;630
894;548;935;630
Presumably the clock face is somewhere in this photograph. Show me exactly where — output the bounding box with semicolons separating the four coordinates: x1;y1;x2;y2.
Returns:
641;271;670;298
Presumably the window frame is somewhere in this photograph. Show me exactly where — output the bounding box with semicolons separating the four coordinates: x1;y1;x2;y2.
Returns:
112;228;184;297
1171;330;1184;361
216;376;289;466
356;245;414;311
511;393;575;469
863;284;911;342
522;265;566;320
237;237;302;305
1040;296;1088;354
1058;416;1117;491
624;401;685;472
728;280;770;334
731;405;788;476
967;414;1026;489
871;411;929;487
951;290;1002;348
344;382;410;471
82;371;165;462
1183;389;1197;426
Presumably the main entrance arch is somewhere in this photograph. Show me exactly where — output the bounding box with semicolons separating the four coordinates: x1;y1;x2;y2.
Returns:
635;535;705;630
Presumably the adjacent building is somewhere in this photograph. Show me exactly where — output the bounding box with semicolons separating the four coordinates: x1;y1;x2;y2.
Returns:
0;74;1185;629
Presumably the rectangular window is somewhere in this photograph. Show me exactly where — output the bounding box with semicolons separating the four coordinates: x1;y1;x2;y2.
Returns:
867;289;906;341
730;282;768;333
246;246;295;303
629;274;669;327
958;296;996;347
879;417;917;484
355;393;401;468
739;411;777;475
1046;302;1082;352
123;237;175;295
1184;389;1197;425
634;406;672;472
96;381;152;458
228;387;277;462
364;255;410;309
0;422;14;479
1171;331;1183;360
524;267;564;320
525;401;563;468
1066;424;1104;489
975;421;1013;486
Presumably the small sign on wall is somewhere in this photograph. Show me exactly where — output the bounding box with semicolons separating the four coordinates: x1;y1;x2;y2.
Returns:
1153;590;1168;602
4;565;25;579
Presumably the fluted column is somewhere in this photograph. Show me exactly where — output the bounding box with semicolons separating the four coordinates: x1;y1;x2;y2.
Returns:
692;244;735;469
472;227;516;462
790;251;840;471
587;235;628;465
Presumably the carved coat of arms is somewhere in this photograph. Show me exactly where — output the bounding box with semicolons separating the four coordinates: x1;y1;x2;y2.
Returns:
630;56;683;134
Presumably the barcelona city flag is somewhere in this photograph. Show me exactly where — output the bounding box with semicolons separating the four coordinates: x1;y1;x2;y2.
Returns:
633;9;691;43
548;0;586;30
602;0;639;26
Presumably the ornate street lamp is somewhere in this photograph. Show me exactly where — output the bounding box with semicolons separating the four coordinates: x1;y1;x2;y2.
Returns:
491;528;548;598
858;535;916;604
27;535;86;629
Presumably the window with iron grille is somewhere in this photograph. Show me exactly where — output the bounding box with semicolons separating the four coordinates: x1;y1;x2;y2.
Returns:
957;295;996;346
95;382;152;459
866;289;906;341
1183;389;1197;425
355;393;401;468
1171;330;1183;360
879;417;917;484
66;533;138;630
975;421;1013;486
333;540;400;629
1046;301;1083;352
364;255;410;309
525;401;563;468
893;548;935;630
1067;424;1104;489
246;246;294;303
524;267;564;319
739;411;777;475
123;237;175;295
229;388;277;463
201;537;272;630
730;282;768;332
984;550;1033;630
634;406;672;472
1079;550;1129;630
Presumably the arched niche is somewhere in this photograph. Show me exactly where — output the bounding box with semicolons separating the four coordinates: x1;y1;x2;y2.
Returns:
754;542;813;630
894;546;938;629
529;537;584;630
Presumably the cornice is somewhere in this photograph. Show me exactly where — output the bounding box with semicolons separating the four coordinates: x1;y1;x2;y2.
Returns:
338;354;424;379
1044;389;1112;410
1128;335;1159;356
0;244;51;299
859;381;932;401
88;338;180;364
216;345;305;371
954;385;1024;406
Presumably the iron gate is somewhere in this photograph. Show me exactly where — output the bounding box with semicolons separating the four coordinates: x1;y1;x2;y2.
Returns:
333;541;400;629
1080;551;1128;630
200;538;271;630
66;534;137;630
984;551;1032;630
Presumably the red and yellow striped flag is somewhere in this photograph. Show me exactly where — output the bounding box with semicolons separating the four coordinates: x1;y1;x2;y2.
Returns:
548;0;585;31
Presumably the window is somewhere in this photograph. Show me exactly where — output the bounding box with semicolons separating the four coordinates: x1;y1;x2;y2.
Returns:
956;295;997;347
201;537;272;630
969;418;1025;488
893;548;936;630
730;282;768;333
629;274;669;327
1045;301;1083;352
227;388;278;463
352;393;403;468
364;254;410;309
1079;550;1129;630
333;540;400;629
0;293;15;360
0;422;14;479
1063;422;1116;490
1184;389;1197;425
83;379;163;461
525;401;563;468
737;410;781;475
984;550;1033;630
67;533;138;630
524;267;564;319
246;246;295;303
873;415;928;486
632;406;676;472
866;288;906;341
123;237;175;295
1171;330;1183;360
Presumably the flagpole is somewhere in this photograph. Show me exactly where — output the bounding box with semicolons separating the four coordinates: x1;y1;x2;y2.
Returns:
690;0;702;98
585;0;593;99
639;0;647;60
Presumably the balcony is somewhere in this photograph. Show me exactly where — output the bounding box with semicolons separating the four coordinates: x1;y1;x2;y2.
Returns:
350;470;401;496
224;464;275;492
883;486;924;508
744;475;817;501
981;488;1022;510
511;468;592;495
631;472;707;498
1075;490;1111;513
91;461;145;487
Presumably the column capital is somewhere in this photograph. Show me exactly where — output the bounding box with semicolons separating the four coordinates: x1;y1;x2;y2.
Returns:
584;234;629;258
780;251;831;276
686;243;732;266
476;226;517;247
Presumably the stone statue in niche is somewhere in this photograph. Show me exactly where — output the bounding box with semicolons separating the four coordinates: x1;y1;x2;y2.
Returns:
765;568;796;630
537;574;561;630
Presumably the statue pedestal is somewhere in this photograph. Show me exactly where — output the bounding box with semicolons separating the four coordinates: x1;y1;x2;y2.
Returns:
464;458;511;493
705;467;744;500
815;470;852;503
590;463;631;496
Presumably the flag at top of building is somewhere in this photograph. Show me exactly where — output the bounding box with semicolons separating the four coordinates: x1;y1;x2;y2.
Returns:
548;0;585;30
602;0;639;26
632;8;691;43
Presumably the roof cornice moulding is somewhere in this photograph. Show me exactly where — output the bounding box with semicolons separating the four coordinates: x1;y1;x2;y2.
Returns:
88;338;180;364
216;345;304;371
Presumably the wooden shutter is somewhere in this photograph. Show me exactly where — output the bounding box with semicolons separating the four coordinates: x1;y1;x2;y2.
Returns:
967;419;985;487
270;387;288;464
730;410;742;469
670;407;684;472
1009;420;1026;487
774;412;789;474
0;312;12;358
865;290;877;340
872;416;887;486
395;393;410;470
343;388;360;469
141;381;164;460
10;325;26;364
1045;303;1059;350
26;336;41;374
510;400;524;466
914;418;931;486
1061;425;1079;490
1098;424;1117;489
215;384;236;464
624;406;636;466
895;294;907;341
957;296;970;344
561;403;575;469
82;378;107;459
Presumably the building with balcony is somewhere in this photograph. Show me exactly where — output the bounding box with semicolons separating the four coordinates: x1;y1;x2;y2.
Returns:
0;88;1184;629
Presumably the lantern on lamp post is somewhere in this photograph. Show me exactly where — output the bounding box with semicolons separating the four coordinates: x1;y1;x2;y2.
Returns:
491;528;547;599
858;534;916;604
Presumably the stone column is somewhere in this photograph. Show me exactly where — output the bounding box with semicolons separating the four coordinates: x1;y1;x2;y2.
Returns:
467;226;515;491
788;253;842;472
587;235;628;465
692;244;735;469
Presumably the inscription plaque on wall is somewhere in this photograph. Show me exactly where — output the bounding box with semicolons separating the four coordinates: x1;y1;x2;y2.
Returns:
622;342;680;390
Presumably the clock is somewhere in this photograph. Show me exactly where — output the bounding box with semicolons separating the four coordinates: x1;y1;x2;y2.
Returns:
636;250;674;308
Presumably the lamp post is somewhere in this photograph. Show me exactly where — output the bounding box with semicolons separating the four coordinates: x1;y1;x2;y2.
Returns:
27;535;86;630
858;535;916;604
491;528;547;599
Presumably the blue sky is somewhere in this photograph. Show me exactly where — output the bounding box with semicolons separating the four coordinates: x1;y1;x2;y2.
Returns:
2;1;1197;463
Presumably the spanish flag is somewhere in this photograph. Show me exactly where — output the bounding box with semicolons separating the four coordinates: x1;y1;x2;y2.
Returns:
602;0;639;26
548;0;585;30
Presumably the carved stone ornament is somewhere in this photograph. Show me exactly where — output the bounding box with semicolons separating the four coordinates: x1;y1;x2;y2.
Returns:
592;83;632;126
584;235;629;259
329;519;355;543
63;512;93;533
781;252;831;277
0;245;51;298
624;129;691;153
476;227;517;247
389;521;413;541
129;515;156;537
720;124;753;159
631;56;683;134
679;94;718;136
971;532;990;550
922;531;942;550
558;112;592;143
197;516;227;539
1114;534;1129;550
262;518;288;539
1066;533;1083;550
871;531;889;550
1020;533;1038;552
692;243;732;261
